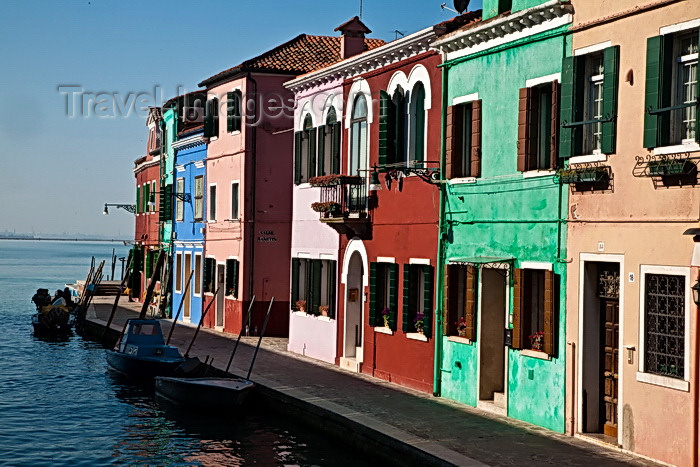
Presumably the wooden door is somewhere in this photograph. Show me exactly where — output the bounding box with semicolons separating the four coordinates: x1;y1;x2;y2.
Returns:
601;299;619;438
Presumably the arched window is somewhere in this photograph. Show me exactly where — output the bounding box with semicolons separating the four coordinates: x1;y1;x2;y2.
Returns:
409;82;426;164
319;107;340;175
350;95;368;176
294;114;316;184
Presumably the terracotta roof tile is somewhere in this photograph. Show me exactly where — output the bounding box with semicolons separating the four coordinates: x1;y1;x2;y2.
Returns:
199;34;385;87
433;9;482;37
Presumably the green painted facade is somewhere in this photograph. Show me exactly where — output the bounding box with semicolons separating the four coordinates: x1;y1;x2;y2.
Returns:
161;107;176;250
436;10;570;433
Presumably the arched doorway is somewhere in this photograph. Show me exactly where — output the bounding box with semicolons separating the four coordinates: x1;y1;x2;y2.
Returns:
342;251;364;372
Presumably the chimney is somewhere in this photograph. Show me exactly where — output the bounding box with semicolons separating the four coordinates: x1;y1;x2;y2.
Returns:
335;16;372;59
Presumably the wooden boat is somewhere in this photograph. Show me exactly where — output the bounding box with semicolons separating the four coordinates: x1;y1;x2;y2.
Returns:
155;376;255;408
106;319;185;378
31;288;76;336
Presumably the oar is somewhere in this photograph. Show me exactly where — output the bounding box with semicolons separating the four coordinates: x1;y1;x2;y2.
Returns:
246;297;274;380
225;295;256;375
184;286;220;358
166;270;194;345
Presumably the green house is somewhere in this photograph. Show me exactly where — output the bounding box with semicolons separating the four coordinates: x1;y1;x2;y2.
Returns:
431;0;572;432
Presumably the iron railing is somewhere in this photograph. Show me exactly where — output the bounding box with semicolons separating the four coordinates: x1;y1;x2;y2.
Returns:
318;177;367;217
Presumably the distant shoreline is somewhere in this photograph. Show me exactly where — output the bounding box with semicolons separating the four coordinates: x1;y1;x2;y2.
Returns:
0;237;130;243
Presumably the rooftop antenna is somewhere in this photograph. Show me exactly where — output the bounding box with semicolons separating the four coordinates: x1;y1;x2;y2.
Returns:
394;30;405;40
440;3;459;14
359;0;363;19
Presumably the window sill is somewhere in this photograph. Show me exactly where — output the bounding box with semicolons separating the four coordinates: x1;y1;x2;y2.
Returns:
406;332;428;342
520;349;551;360
230;130;241;136
225;295;237;300
448;177;478;185
447;336;472;345
653;142;700;156
636;372;689;392
296;183;312;188
374;326;393;335
568;153;607;164
522;170;556;179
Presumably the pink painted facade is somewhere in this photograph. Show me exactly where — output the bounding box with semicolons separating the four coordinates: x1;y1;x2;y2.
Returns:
563;2;700;465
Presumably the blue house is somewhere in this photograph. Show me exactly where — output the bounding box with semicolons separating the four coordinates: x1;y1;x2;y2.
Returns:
171;118;207;324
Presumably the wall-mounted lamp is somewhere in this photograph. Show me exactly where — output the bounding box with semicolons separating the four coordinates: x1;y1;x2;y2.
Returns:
368;167;382;192
692;278;700;307
103;203;136;215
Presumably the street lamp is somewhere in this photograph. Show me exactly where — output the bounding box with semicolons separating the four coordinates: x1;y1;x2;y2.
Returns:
103;203;136;215
148;191;192;209
369;167;382;191
692;279;700;307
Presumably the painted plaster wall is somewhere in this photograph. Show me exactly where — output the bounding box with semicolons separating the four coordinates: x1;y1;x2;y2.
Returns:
335;52;442;394
161;108;176;248
171;245;203;324
288;81;344;364
441;30;568;432
203;73;293;337
564;3;700;464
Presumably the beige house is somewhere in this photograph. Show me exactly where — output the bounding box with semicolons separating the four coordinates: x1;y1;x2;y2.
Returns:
563;1;699;465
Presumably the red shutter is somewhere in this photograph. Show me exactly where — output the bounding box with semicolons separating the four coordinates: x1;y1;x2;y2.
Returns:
471;100;482;178
543;269;555;356
465;265;477;340
550;81;559;170
517;88;530;172
512;268;524;349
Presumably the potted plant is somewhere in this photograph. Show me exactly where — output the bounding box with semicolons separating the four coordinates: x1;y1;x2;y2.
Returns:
413;312;424;334
309;174;363;187
456;317;468;337
381;307;390;328
319;305;329;317
529;331;544;351
311;201;341;216
295;300;306;313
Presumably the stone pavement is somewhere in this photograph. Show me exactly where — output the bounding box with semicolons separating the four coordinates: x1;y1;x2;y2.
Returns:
86;296;661;466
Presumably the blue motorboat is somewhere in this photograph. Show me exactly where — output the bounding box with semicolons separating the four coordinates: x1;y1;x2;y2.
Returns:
106;319;184;378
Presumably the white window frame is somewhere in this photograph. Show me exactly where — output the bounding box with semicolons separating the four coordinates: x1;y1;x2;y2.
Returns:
636;265;691;391
175;252;183;293
230;180;240;220
175;177;185;222
193;253;202;297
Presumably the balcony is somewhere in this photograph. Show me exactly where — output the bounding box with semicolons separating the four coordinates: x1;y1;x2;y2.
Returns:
309;175;371;238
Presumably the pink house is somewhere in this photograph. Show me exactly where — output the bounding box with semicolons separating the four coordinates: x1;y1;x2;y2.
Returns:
197;31;381;337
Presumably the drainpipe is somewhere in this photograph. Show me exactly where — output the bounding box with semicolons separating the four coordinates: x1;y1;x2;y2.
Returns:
433;59;449;397
693;267;699;467
247;72;258;328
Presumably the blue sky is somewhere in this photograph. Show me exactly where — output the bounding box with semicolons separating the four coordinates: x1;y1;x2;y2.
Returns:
0;0;481;238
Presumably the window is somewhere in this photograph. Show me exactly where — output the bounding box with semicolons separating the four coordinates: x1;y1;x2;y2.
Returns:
175;253;182;293
208;185;217;221
151;181;157;212
147;125;161;154
349;94;368;176
318;108;341;176
225;259;240;298
512;267;556;356
291;258;336;317
204;97;219;138
645;29;699;148
158;184;172;223
444;264;477;339
642;272;686;380
193;176;204;221
446;100;482;179
402;264;433;337
560;46;619;157
369;262;398;330
142;183;149;214
231;182;239;220
176;178;185;221
227;90;242;133
379;87;405;166
518;81;559;171
408;82;426;165
136;185;141;214
203;257;216;293
294;115;316;184
194;254;202;295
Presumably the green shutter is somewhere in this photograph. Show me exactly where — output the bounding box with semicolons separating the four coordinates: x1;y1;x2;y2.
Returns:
388;263;398;331
402;265;411;333
204;99;214;137
294;132;302;185
369;262;377;326
145;250;153;278
311;260;322;314
560;56;576;158
291;258;300;309
232;259;239;298
232;92;241;132
423;265;433;338
329;260;336;318
644;36;663;149
308;127;317;179
225;259;234;295
318;125;326;175
331;122;341;174
136;185;141;214
159;184;173;222
414;84;426;163
203;258;212;293
212;98;219;137
601;46;620;154
227;92;235;133
378;90;390;166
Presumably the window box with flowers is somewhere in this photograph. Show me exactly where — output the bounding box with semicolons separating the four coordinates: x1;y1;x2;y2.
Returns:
309;174;363;187
413;312;425;334
295;300;306;313
311;201;341;217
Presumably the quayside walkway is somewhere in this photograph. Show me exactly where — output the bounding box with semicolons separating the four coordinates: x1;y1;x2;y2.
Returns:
85;296;659;467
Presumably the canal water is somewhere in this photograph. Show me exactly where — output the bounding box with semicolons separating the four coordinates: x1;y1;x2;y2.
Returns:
0;240;378;466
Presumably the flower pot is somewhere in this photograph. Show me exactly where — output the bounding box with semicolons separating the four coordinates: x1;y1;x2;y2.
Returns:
458;329;467;337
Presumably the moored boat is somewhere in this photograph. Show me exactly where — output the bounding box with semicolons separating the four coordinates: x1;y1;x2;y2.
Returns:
155;376;255;408
31;288;77;336
106;319;184;378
